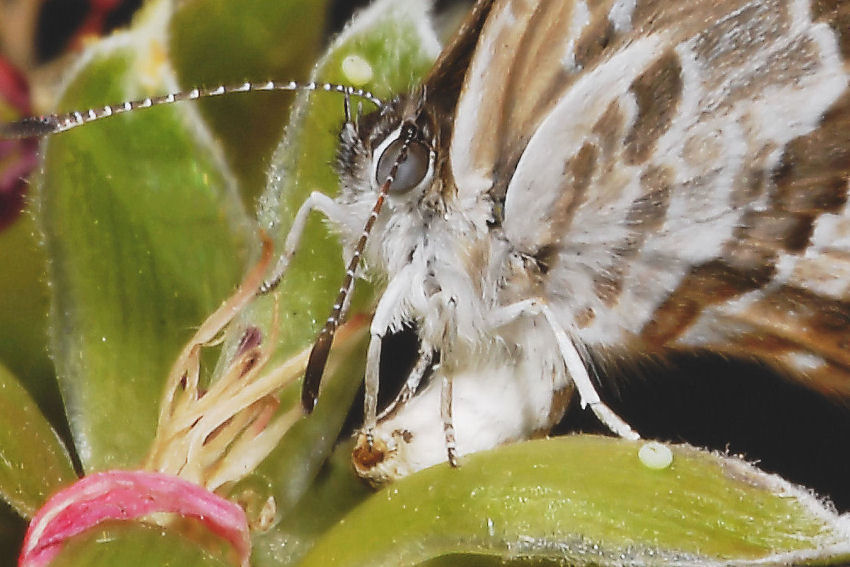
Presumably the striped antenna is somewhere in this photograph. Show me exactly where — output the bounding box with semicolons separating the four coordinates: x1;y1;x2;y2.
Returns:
0;80;382;139
301;123;418;413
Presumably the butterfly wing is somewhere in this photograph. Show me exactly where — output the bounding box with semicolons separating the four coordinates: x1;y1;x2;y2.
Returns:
447;0;850;398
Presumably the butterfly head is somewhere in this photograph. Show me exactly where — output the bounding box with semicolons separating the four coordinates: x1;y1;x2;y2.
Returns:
336;93;446;225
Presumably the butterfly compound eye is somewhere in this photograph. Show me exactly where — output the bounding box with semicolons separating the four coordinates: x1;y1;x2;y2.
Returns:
375;137;431;193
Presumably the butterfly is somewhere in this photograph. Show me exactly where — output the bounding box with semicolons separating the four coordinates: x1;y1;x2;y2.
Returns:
4;0;850;486
308;0;850;483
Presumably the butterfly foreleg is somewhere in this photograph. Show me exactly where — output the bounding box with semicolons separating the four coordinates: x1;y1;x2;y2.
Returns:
363;267;418;444
259;192;345;293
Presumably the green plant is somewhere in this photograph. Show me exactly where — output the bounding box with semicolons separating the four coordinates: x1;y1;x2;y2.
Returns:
1;1;849;565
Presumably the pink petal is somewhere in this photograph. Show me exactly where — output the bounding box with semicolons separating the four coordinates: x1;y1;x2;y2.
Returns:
19;470;250;567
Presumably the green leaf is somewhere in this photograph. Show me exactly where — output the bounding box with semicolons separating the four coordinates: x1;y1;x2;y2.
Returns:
299;436;850;567
37;0;253;473
0;362;75;519
48;521;235;567
169;0;329;202
250;439;372;567
0;210;61;434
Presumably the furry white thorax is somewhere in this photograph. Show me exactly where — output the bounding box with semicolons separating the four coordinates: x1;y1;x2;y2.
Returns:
339;155;503;357
334;129;573;480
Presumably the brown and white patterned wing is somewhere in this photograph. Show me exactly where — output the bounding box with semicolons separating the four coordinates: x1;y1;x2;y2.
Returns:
449;0;760;208
450;0;850;397
447;0;581;200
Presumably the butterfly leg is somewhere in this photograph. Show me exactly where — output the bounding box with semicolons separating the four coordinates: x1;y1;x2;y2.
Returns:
377;348;434;421
363;267;417;445
259;192;348;293
539;304;639;440
440;373;459;467
364;336;381;447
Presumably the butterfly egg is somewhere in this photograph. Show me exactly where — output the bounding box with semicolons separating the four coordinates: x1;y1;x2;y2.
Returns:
638;441;673;470
341;54;374;86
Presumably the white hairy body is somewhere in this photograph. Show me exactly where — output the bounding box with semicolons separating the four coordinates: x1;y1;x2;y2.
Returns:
322;0;850;482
